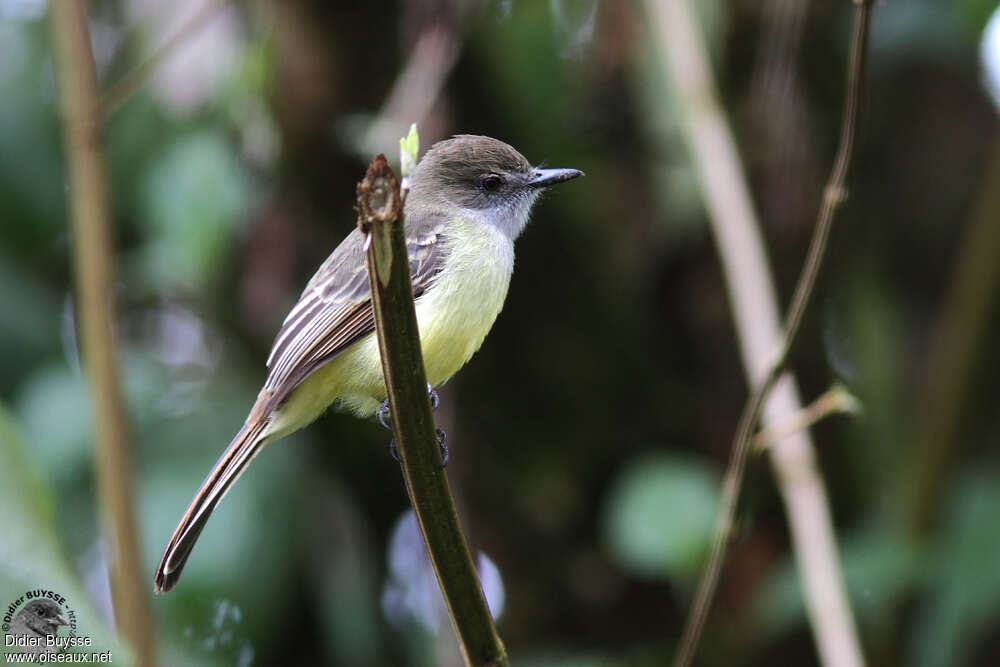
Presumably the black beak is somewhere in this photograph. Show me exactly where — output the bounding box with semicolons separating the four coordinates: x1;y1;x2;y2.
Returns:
527;167;584;188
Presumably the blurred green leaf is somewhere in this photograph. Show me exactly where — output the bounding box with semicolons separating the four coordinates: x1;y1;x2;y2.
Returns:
0;252;61;389
601;452;719;582
909;469;1000;667
0;402;128;662
870;0;967;63
314;499;381;666
473;2;572;141
6;372;240;665
827;273;906;502
140;425;303;648
0;20;67;250
14;362;92;482
135;130;252;291
751;526;923;642
106;96;172;223
960;0;1000;32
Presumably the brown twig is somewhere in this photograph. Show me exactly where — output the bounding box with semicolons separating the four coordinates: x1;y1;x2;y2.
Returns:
357;155;508;667
671;2;874;665
50;2;155;665
753;384;861;453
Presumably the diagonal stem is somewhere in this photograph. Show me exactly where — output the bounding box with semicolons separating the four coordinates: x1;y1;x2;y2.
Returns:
99;0;231;116
671;2;874;666
356;155;508;667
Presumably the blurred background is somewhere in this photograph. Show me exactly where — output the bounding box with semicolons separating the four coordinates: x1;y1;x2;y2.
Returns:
2;0;1000;665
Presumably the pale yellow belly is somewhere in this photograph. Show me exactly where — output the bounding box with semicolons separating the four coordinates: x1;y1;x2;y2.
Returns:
265;219;514;438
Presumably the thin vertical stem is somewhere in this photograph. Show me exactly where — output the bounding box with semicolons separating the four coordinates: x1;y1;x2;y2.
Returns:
646;0;875;665
50;2;155;665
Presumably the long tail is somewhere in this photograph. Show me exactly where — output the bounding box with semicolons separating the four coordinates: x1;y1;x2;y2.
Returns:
153;417;270;592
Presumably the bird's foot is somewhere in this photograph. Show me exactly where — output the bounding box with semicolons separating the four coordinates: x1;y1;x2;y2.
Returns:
387;428;448;467
436;428;449;467
377;398;392;430
377;383;438;430
378;388;448;467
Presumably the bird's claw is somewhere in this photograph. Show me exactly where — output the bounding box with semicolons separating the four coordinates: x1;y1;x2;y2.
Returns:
377;398;392;430
379;386;446;465
436;428;449;467
387;428;448;466
378;384;437;429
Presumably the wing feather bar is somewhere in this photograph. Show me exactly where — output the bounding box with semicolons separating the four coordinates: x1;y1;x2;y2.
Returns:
259;214;448;408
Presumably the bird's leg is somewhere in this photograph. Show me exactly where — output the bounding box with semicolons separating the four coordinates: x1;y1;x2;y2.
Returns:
377;399;399;461
378;398;392;430
436;428;449;467
377;387;448;466
378;382;436;426
427;384;447;467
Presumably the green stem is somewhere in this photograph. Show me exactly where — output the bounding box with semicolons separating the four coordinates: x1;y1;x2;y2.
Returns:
356;155;508;667
50;2;155;665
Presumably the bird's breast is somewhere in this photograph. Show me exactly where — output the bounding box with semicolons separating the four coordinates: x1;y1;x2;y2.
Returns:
415;218;515;387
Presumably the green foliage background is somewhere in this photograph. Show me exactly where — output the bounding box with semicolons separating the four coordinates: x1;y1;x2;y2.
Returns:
2;1;1000;665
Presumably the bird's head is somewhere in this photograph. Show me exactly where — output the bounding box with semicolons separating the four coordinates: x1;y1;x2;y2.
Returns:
408;135;583;240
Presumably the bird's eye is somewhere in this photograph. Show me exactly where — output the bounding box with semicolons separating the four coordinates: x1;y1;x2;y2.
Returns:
36;608;45;616
481;174;504;192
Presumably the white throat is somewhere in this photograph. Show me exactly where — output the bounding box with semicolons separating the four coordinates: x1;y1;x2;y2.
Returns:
470;189;542;241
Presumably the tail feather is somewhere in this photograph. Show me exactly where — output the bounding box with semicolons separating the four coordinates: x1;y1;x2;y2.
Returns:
154;418;269;592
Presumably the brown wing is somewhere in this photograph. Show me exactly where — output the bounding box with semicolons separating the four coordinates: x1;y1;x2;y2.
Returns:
260;214;447;409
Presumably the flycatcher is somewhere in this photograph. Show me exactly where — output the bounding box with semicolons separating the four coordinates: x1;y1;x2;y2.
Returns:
154;135;583;591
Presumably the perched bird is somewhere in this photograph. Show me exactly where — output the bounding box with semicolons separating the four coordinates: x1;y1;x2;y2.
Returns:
9;599;68;656
154;135;583;592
